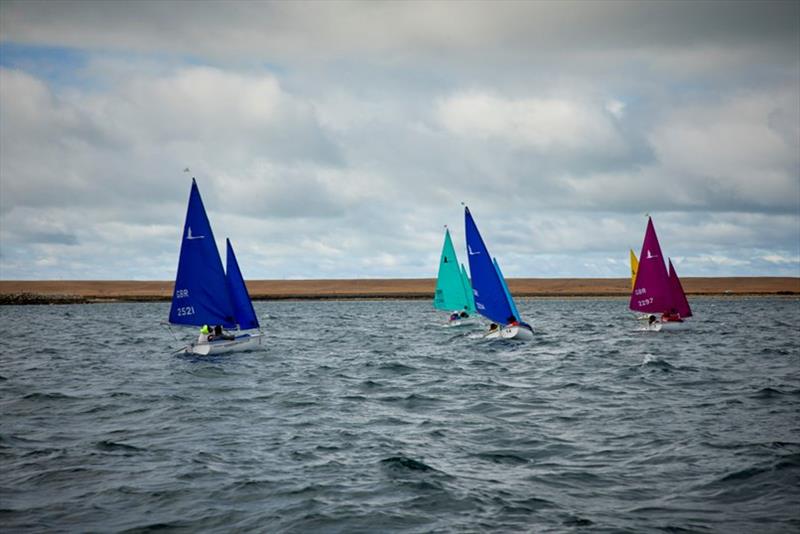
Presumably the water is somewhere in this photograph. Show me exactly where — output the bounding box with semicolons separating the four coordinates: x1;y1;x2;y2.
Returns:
1;298;798;533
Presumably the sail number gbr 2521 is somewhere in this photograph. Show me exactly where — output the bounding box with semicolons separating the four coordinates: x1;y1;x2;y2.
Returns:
175;289;194;316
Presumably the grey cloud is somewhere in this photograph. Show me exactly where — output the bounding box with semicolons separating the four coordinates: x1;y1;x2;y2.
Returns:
2;1;797;63
0;66;342;218
0;1;797;279
26;232;78;245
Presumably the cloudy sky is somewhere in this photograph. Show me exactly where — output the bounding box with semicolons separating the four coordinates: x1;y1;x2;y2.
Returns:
1;0;798;280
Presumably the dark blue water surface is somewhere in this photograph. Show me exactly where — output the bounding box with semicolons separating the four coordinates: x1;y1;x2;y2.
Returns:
1;298;799;533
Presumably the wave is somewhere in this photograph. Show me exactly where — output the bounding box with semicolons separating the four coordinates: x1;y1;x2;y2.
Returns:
95;440;143;453
472;450;530;465
639;355;676;371
717;454;800;484
22;391;80;401
374;362;418;374
380;455;438;473
749;386;800;399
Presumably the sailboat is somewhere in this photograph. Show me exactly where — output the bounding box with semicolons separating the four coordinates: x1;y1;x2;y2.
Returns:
434;227;476;326
629;217;692;331
629;248;651;321
464;206;533;340
630;249;639;289
168;179;264;355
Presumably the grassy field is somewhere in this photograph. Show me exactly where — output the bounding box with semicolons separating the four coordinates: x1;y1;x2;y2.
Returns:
1;277;797;304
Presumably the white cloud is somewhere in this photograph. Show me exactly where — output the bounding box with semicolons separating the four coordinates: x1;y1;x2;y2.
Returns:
761;254;799;265
605;99;625;119
649;90;800;210
437;92;625;155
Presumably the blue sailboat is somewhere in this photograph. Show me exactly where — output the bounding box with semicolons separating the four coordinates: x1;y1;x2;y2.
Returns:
464;206;533;340
169;179;263;355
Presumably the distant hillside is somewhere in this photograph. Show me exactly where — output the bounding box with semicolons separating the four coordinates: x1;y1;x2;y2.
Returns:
1;277;797;304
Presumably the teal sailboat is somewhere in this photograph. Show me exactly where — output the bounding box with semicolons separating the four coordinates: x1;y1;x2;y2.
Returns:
434;227;476;324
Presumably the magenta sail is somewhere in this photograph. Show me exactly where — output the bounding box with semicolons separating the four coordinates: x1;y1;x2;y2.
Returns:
668;259;692;318
629;217;672;313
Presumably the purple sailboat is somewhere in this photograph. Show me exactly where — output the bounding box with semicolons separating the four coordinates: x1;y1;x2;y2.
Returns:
630;217;691;329
668;259;692;318
629;217;671;314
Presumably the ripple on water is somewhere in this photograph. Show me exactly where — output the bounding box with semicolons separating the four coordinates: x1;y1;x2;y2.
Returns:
0;298;798;532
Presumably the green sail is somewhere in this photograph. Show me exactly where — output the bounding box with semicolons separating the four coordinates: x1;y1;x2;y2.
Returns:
434;228;475;312
460;263;476;313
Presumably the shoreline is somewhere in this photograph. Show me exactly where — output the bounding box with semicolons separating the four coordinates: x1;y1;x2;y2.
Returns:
1;277;797;305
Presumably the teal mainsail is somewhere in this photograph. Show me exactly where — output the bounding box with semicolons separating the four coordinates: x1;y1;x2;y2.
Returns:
434;228;476;313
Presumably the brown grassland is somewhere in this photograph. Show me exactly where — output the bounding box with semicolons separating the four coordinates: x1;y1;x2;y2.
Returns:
0;278;797;304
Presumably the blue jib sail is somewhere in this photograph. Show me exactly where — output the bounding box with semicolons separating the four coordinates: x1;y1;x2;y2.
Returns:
464;206;516;325
169;179;236;328
493;257;521;322
226;239;260;330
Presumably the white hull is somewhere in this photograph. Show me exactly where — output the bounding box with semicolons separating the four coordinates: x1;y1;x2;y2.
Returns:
444;317;478;328
642;320;688;332
484;325;533;341
184;332;264;355
658;320;687;331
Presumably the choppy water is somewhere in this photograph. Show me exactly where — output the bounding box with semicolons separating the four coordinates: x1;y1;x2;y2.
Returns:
1;298;799;533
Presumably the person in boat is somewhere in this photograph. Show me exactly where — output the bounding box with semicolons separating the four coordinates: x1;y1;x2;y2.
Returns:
459;311;469;319
450;311;460;321
488;323;499;332
198;324;211;344
212;324;236;341
661;308;683;322
648;315;657;326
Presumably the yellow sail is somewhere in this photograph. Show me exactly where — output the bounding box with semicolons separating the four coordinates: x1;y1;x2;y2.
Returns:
629;249;639;289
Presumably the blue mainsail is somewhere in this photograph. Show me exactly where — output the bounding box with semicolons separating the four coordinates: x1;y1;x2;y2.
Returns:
226;238;260;330
169;179;236;328
464;206;516;325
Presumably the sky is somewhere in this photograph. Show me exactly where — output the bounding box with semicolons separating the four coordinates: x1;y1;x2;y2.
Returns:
0;0;798;280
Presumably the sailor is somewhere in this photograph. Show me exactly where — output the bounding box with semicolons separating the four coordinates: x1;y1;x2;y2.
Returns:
459;311;469;318
450;311;460;321
198;324;211;344
214;324;235;340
